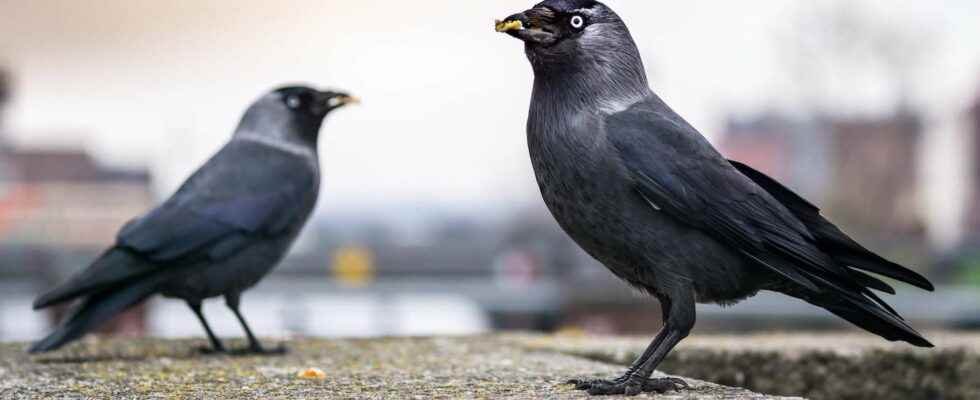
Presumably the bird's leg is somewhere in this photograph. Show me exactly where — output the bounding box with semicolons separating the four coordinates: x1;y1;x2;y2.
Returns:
574;291;694;396
568;328;668;389
619;329;667;381
570;295;673;389
612;329;691;396
187;300;226;354
225;293;286;355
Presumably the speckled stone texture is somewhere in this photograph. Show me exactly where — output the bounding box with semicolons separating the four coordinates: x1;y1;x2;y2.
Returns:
516;332;980;400
0;335;789;399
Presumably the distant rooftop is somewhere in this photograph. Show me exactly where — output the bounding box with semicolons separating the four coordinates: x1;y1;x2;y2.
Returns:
0;148;149;184
724;112;802;140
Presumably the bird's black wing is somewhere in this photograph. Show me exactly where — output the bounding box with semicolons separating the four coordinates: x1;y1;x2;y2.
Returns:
606;102;932;346
33;140;317;309
606;104;854;292
118;139;318;263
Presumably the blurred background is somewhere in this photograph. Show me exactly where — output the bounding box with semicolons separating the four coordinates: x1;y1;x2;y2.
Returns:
0;0;979;342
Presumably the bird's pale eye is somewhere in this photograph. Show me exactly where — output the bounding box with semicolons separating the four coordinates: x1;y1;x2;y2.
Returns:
286;95;303;109
569;15;585;29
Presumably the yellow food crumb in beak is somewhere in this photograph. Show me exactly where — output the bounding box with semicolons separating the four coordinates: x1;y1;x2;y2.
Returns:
495;19;524;33
297;367;327;380
339;96;360;105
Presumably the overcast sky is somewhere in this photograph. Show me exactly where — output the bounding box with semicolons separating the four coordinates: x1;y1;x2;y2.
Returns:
1;1;978;235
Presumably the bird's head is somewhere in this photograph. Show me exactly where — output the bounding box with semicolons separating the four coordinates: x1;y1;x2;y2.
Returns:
268;86;358;121
237;85;358;144
495;1;648;100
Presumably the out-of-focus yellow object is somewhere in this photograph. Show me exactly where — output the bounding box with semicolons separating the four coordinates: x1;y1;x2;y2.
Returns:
331;246;376;287
297;367;327;380
555;326;587;338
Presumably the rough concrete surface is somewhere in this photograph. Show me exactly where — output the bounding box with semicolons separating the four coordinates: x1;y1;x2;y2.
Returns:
516;332;980;400
0;335;790;399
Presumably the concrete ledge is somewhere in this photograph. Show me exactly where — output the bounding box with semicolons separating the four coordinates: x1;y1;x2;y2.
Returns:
0;335;787;399
515;332;980;400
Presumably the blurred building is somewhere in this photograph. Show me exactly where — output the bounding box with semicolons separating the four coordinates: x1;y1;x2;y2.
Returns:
721;109;925;240
0;69;155;338
719;107;931;285
0;150;153;248
827;109;925;239
940;84;980;289
720;112;828;201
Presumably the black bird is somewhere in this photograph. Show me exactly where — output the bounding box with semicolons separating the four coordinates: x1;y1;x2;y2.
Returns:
496;1;934;396
30;86;357;354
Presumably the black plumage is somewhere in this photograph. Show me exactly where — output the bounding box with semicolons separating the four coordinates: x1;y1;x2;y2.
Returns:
497;1;933;396
30;86;356;354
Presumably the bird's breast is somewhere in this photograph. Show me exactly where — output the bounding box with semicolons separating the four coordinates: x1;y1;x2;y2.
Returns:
526;117;636;258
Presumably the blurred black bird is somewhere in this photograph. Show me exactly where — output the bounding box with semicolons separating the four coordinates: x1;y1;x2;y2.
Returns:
497;1;934;396
30;85;357;354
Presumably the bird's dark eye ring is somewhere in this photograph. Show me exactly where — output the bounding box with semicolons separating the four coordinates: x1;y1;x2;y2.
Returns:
285;95;302;109
570;15;585;29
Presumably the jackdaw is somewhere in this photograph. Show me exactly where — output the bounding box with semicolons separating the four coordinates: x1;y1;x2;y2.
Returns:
496;1;934;395
30;85;357;354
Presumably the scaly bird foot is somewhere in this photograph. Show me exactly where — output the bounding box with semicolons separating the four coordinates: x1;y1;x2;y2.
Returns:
568;376;689;396
566;375;629;391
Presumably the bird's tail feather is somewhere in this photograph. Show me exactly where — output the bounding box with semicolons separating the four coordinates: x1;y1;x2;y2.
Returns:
729;160;933;346
807;291;933;348
33;249;157;310
28;274;164;353
831;247;934;292
729;160;934;292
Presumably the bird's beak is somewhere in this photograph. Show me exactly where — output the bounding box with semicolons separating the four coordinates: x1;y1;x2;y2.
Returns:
495;19;524;33
322;92;359;112
495;7;559;46
336;95;360;107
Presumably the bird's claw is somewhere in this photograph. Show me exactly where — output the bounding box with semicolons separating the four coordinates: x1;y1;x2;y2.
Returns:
568;376;688;396
566;375;628;391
